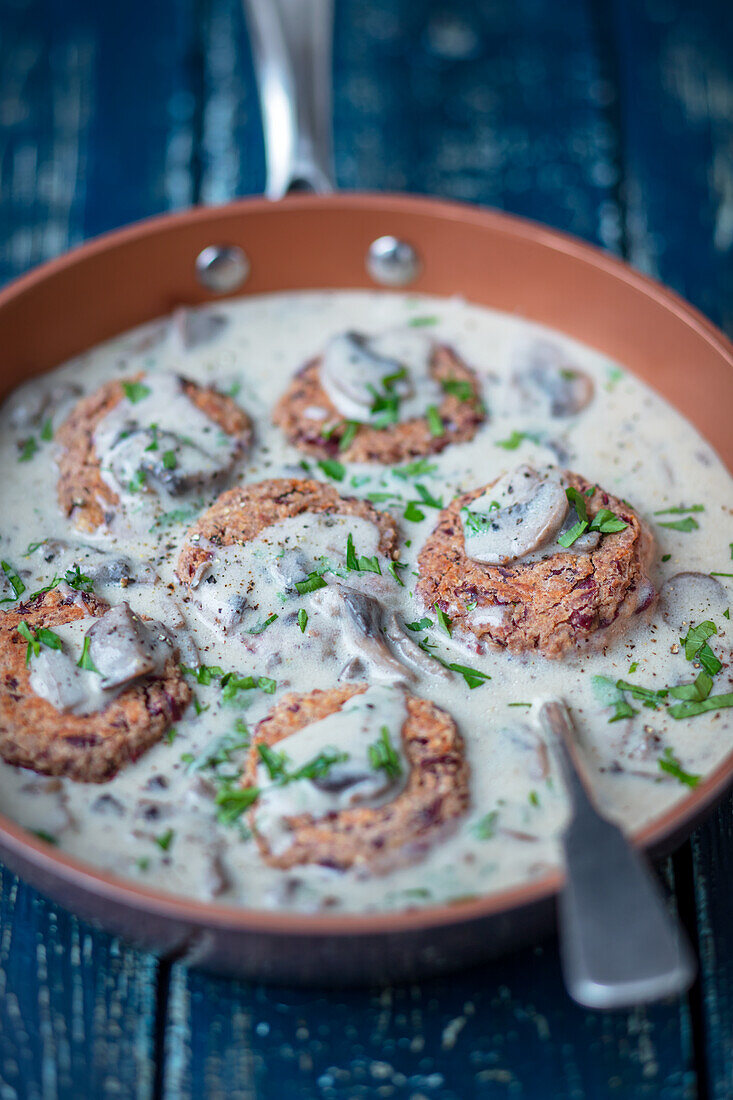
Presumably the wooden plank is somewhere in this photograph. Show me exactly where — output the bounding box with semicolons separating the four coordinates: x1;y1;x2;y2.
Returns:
0;1;201;1096
0;867;158;1100
161;1;697;1096
607;2;733;1095
163;946;694;1100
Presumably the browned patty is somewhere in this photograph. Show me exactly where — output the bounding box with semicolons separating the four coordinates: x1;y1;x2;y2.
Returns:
272;344;485;464
0;588;191;782
243;684;470;870
417;471;655;658
56;373;252;532
176;477;400;585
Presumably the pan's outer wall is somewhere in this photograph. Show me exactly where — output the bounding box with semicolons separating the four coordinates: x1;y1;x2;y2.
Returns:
0;193;731;984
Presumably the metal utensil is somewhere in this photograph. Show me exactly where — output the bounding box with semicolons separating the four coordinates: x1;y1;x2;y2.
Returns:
538;700;697;1009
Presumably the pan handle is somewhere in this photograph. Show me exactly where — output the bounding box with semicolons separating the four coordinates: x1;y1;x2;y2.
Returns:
242;0;335;199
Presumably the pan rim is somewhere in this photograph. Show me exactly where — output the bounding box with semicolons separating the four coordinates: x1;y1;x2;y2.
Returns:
0;189;731;939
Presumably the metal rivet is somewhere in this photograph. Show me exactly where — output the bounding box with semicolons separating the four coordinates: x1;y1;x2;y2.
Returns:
366;236;421;287
195;245;250;294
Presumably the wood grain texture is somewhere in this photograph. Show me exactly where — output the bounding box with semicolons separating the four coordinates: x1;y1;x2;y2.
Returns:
606;3;733;1095
0;0;730;1095
0;1;200;1097
0;867;158;1100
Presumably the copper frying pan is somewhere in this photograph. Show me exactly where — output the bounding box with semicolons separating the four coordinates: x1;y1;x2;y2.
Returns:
0;1;731;984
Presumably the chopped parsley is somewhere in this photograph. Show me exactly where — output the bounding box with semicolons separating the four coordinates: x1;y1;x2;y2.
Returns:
387;560;407;586
668;692;733;720
77;636;101;673
682;621;722;675
33;830;58;845
408;315;439;327
653;504;705;516
154;829;175;851
295;571;328;595
393;459;438;480
162;449;177;470
18;437;38;462
368;726;402;780
473;811;499;840
257;743;288;781
338;421;359;452
215;785;260;824
17;620;62;664
367;368;407;428
406;617;433;632
317;458;345;481
404;501;426;523
417;638;490;688
297;608;308;633
246;613;278;635
126;468;147;493
64;564;94;592
658;748;700;787
440;378;474;403
40;418;53;442
1;560;26;601
657;517;699;533
426;405;445;437
413;483;443;509
495;430;528;451
122;380;151;404
345;532;381;575
558;486;627;548
462;504;500;536
434;604;452;637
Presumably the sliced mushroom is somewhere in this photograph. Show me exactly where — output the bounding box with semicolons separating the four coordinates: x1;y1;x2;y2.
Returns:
512;342;594;417
270;548;310;594
29;539;140;586
29;648;94;712
311;584;415;685
7;380;82;429
660;572;730;632
319;331;412;420
461;465;568;564
87;603;172;690
105;425;227;497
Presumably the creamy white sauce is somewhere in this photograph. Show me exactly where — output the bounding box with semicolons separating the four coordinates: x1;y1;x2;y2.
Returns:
253;684;407;857
0;290;731;915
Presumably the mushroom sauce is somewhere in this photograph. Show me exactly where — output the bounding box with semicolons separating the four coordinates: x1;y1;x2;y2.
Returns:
0;290;731;914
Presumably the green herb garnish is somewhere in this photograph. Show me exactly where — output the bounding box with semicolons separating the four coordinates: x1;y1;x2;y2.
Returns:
122;381;151;404
317;458;345;481
154;829;175;851
77;636;101;673
246;613;278;635
40;418;53;442
297;608;308;633
18;437;38;462
434;604;452;637
368;726;402;780
1;561;26;601
473;811;499;840
658;748;700;787
345;533;382;575
657;516;699;533
440;378;474;402
295;572;328;595
426;405;444;437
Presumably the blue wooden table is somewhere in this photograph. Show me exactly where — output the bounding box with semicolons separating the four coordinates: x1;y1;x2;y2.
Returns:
1;1;731;1096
